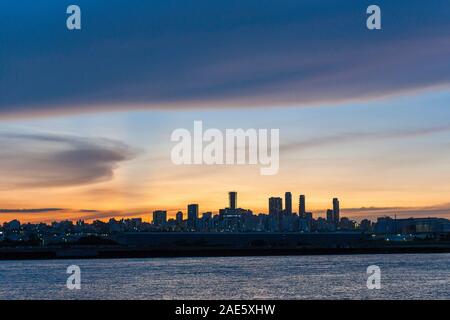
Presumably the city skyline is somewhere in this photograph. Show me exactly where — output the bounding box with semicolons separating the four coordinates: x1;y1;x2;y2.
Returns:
2;0;450;306
2;190;450;225
1;0;450;223
3;190;449;239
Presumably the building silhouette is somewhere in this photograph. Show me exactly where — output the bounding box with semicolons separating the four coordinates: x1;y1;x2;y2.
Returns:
269;197;283;216
326;209;334;224
285;192;292;215
229;191;237;210
152;210;167;226
187;204;199;229
176;211;183;225
299;195;306;218
333;198;340;226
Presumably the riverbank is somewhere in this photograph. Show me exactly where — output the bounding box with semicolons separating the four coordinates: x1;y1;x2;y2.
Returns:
1;244;450;260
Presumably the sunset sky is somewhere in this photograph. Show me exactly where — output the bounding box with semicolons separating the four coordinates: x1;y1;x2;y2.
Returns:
1;0;450;223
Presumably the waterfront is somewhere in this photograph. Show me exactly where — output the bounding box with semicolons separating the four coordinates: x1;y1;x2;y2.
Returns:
0;253;449;300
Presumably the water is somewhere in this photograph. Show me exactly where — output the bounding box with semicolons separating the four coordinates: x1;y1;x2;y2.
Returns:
0;253;449;299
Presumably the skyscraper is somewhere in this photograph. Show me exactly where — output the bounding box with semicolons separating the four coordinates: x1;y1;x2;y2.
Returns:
152;210;167;226
229;191;237;210
269;197;283;216
326;209;334;224
176;211;183;225
299;195;306;218
333;198;340;226
285;192;292;215
187;204;199;229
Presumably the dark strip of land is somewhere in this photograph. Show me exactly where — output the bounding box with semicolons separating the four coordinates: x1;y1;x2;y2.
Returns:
1;244;450;260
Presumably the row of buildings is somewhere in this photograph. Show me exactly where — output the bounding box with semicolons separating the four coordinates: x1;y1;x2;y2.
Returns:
1;191;450;245
150;192;450;235
152;192;344;233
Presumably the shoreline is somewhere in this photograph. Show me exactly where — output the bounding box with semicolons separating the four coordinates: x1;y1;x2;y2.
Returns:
1;244;450;261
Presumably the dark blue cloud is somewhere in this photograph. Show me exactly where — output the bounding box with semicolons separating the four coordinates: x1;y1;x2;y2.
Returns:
0;131;138;187
1;0;449;117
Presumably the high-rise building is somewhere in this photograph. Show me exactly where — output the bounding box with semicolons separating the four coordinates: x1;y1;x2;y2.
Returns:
326;209;334;224
176;211;183;224
299;195;306;217
333;198;340;226
229;191;237;210
285;192;292;215
187;204;199;228
269;197;283;216
152;210;167;226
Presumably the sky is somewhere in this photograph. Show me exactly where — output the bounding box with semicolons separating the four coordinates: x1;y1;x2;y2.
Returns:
0;0;450;223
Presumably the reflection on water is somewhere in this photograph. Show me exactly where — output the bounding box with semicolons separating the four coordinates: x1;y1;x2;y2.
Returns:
0;253;449;300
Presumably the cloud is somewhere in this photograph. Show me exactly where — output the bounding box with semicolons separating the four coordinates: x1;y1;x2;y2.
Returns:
341;204;450;220
0;131;138;188
309;203;450;221
0;208;63;213
0;0;449;118
281;125;450;153
0;207;150;223
72;210;150;222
